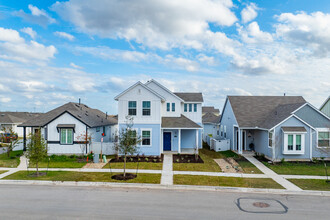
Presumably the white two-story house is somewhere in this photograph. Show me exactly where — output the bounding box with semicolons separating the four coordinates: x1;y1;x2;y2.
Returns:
115;79;203;156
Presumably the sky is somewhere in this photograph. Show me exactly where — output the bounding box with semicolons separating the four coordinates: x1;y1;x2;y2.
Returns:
0;0;329;114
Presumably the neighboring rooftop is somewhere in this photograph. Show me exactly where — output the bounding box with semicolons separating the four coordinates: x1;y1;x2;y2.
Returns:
202;106;220;115
0;112;41;124
202;112;221;124
227;96;306;129
162;114;202;128
174;92;203;102
20;102;117;128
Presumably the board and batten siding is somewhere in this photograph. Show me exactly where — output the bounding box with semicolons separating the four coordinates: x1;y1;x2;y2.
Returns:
320;98;330;117
47;112;88;155
219;99;238;150
181;103;202;124
117;84;162;124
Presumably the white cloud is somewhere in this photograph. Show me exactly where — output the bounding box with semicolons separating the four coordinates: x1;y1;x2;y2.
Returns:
54;31;75;41
0;27;56;64
52;0;237;50
241;3;259;23
276;11;330;56
239;22;273;44
20;27;37;39
163;55;200;72
14;5;56;26
70;62;83;69
0;97;11;103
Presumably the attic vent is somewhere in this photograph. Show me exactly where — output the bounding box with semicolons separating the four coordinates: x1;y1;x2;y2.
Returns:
78;115;82;118
97;115;100;118
75;104;80;108
84;105;89;108
138;89;141;94
85;113;88;116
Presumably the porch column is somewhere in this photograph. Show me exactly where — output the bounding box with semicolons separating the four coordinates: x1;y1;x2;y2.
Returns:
195;129;199;154
23;127;26;151
178;129;181;153
238;128;242;154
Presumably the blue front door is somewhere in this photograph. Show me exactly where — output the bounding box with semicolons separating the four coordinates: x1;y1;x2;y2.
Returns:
163;132;171;151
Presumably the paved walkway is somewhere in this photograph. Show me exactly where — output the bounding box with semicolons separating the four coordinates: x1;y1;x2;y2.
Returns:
160;153;173;185
243;155;302;191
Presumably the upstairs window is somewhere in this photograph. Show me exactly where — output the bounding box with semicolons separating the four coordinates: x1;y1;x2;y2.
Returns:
167;103;170;112
194;104;197;112
220;125;223;137
318;130;330;147
128;101;137;116
184;104;187;112
142;101;151;116
189;104;192;112
60;129;73;145
172;103;175;112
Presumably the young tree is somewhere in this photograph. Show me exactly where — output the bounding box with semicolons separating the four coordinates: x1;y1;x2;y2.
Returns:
26;130;48;177
1;127;19;157
114;116;141;178
76;132;92;157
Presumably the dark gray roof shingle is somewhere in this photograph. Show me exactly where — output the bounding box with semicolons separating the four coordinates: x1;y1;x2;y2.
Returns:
174;93;203;102
202;112;221;124
162;114;202;128
0;112;41;124
228;96;306;129
202;106;220;114
20;102;117;128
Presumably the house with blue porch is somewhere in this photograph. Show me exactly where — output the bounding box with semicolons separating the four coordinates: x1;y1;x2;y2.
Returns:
220;96;330;161
114;79;203;156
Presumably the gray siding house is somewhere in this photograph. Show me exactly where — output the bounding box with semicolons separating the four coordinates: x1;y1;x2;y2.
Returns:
320;96;330;117
220;96;330;161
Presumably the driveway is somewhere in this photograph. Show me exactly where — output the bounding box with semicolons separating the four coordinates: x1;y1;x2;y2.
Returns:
0;184;329;219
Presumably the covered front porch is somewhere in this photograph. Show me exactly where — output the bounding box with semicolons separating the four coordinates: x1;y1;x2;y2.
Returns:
161;128;201;154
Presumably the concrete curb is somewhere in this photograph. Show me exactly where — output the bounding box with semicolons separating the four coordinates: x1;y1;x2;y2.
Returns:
0;179;329;197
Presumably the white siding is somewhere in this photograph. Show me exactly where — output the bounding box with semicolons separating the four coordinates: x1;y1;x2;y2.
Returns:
117;84;162;124
181;103;202;123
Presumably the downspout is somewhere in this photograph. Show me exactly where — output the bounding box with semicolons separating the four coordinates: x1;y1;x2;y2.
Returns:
23;127;26;151
310;127;312;161
86;126;88;154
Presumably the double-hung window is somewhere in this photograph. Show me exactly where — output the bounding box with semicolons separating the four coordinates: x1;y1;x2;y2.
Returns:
166;103;170;112
128;129;137;145
268;131;273;147
224;125;227;138
60;129;73;145
172;103;175;112
318;129;330;147
189;104;192;112
142;101;151;116
283;133;305;154
128;101;137;116
194;104;197;112
142;130;151;146
184;104;187;112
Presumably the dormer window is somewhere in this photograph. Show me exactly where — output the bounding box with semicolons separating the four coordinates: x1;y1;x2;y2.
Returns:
142;101;151;116
128;101;137;116
184;104;187;112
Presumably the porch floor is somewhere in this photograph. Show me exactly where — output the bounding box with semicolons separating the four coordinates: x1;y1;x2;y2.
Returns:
163;148;197;155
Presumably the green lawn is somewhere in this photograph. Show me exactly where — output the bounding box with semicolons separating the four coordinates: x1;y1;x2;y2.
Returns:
0;150;23;168
262;161;330;176
173;149;222;172
174;175;284;189
103;162;163;170
0;170;8;174
29;155;87;168
288;179;330;191
4;171;161;184
217;151;262;174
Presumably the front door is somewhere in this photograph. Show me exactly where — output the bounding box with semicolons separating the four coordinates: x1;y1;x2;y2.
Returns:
163;132;171;151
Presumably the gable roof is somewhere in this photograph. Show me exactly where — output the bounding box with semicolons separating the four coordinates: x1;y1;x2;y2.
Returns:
145;79;184;102
162;114;202;128
0;112;41;124
174;93;203;102
202;106;220;114
20;102;117;128
202;112;221;124
228;96;306;129
114;81;165;101
320;96;330;110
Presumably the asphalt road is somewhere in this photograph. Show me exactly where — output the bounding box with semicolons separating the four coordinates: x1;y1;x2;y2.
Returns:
0;184;329;219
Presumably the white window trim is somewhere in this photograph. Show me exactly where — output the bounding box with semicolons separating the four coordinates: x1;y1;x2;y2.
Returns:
128;101;137;116
60;128;73;145
268;130;274;149
141;128;152;147
283;132;305;155
316;128;330;148
142;101;151;117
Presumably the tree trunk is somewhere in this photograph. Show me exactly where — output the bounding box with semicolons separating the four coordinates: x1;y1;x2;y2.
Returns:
36;162;39;177
123;154;127;177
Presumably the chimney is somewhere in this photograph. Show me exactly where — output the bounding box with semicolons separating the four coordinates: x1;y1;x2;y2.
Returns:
79;98;81;105
106;112;108;119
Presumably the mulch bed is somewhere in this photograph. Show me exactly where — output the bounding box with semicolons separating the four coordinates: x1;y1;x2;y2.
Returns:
28;172;47;177
110;155;163;163
173;154;204;163
111;173;137;180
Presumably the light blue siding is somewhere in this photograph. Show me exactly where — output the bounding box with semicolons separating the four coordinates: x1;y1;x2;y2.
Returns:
294;104;330;128
253;130;272;158
119;123;161;156
320;98;330;117
181;130;196;148
220;99;238;150
163;129;179;151
203;124;218;140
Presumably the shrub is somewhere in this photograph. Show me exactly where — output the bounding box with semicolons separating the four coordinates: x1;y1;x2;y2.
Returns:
176;159;179;163
145;158;149;162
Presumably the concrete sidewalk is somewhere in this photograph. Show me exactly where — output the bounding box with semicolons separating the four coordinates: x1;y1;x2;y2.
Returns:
243;155;302;191
160;153;173;185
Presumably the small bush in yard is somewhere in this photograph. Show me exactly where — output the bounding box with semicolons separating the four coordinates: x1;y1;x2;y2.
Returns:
176;159;180;163
145;158;149;162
